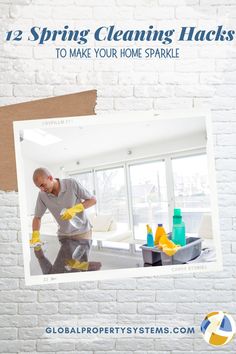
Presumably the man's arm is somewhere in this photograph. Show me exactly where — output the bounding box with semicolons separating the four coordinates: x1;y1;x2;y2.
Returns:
30;193;47;247
32;216;41;231
61;196;97;221
61;180;97;221
82;196;97;209
30;216;43;247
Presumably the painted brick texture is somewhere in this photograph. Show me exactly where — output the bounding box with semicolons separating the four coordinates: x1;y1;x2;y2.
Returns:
0;1;236;353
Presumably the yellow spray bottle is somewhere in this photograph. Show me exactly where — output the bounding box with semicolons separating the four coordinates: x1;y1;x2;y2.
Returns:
155;224;167;245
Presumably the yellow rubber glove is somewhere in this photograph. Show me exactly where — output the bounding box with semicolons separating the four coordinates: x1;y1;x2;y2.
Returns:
159;234;175;248
30;230;42;247
65;259;89;271
162;246;179;256
60;203;84;221
158;234;181;256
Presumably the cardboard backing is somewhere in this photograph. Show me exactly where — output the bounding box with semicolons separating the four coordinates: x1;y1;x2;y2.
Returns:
0;90;97;191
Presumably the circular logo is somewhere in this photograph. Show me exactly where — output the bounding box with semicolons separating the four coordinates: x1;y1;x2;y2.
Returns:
201;311;236;347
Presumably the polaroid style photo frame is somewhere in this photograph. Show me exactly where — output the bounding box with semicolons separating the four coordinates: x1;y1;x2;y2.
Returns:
13;110;222;285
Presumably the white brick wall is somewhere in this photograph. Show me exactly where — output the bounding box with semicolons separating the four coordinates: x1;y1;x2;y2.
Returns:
0;1;236;353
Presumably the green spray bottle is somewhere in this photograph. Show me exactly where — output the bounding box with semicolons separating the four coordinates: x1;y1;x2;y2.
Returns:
171;208;186;246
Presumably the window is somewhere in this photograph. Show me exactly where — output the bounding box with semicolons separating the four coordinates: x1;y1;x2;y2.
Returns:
72;171;94;194
95;166;129;232
171;154;210;234
129;160;168;240
70;171;95;215
68;151;210;248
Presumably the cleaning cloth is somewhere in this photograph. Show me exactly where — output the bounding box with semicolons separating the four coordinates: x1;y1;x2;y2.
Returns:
158;233;181;256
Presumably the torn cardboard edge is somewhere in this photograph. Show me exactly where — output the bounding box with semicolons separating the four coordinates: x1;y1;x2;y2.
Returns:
0;90;97;191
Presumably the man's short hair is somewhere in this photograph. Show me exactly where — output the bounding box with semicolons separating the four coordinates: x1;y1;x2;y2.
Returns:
33;167;52;182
